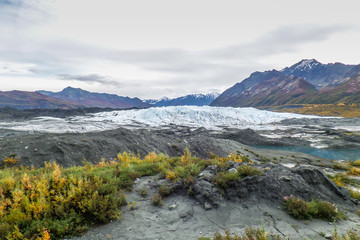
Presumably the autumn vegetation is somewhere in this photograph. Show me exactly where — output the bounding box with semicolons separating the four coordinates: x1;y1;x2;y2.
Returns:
0;149;251;239
274;103;360;117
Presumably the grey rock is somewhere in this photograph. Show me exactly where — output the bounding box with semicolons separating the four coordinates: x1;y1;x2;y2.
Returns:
228;168;238;174
168;204;178;210
325;233;332;239
204;202;212;210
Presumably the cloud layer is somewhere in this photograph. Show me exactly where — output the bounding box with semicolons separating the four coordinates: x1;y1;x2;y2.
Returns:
0;0;359;98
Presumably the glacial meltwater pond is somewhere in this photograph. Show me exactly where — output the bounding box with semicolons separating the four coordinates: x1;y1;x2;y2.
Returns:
254;146;360;161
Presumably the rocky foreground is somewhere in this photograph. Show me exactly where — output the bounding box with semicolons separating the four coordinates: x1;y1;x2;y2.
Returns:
0;109;360;239
71;161;360;240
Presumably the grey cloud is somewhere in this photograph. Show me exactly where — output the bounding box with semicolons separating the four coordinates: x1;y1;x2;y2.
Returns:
1;24;353;74
58;74;123;86
0;21;356;98
0;0;52;30
207;24;355;59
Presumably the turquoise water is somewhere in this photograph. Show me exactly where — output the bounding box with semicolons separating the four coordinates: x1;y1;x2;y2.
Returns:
254;146;360;161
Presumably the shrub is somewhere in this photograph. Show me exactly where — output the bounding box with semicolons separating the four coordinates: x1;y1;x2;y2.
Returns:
166;170;177;180
356;209;360;216
199;227;283;240
283;196;311;220
180;147;192;165
3;156;20;167
283;196;340;221
213;171;240;188
0;150;260;239
184;175;195;186
138;186;148;197
333;163;350;171
151;194;163;207
158;184;171;197
0;161;128;239
347;167;360;176
237;165;264;177
350;159;360;167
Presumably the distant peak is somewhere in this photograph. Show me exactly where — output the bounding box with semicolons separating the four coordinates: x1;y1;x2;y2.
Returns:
295;59;320;66
60;86;87;93
63;86;82;91
282;59;321;72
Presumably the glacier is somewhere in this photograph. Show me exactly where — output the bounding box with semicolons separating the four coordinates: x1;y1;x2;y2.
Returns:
0;106;326;133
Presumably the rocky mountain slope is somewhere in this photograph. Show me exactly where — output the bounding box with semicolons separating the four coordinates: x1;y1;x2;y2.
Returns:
0;90;84;109
145;92;220;107
303;74;360;105
281;59;360;89
38;87;150;109
211;60;360;108
211;70;316;107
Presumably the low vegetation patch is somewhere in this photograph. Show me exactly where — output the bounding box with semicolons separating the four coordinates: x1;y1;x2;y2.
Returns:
283;195;342;221
0;149;253;239
214;164;264;188
150;193;163;207
198;227;283;240
213;171;241;188
0;161;128;240
274;104;360;118
237;164;264;177
199;227;360;240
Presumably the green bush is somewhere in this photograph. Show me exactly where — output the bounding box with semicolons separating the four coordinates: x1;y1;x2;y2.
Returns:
151;193;163;207
213;171;240;188
0;150;260;239
283;196;341;221
237;165;264;177
199;227;283;240
158;184;171;197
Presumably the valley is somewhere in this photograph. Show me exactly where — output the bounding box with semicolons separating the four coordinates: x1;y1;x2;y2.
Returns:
1;60;360;240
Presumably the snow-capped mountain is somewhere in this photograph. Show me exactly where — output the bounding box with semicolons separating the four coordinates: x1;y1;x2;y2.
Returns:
211;59;360;108
281;59;359;89
0;106;322;133
145;92;220;107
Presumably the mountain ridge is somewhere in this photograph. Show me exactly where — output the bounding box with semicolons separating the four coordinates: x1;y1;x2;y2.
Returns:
211;59;360;108
37;87;150;109
145;92;220;107
0;90;85;110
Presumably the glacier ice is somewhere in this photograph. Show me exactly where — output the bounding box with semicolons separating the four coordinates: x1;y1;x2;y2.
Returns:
0;106;325;133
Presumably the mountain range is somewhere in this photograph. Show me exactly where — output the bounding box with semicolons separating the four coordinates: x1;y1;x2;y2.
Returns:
0;59;359;110
0;87;219;110
211;59;360;107
0;91;84;110
37;87;150;109
145;93;220;107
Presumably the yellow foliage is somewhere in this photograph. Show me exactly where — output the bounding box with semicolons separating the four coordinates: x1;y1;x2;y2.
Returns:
144;151;159;163
37;229;51;240
0;150;264;239
97;158;108;167
349;188;360;200
117;152;142;166
165;171;177;180
347;167;360;176
4;156;19;167
180;147;191;165
277;104;360;118
333;175;345;187
6;226;23;240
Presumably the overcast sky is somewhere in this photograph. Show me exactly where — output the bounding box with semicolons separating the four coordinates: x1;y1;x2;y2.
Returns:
0;0;359;99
